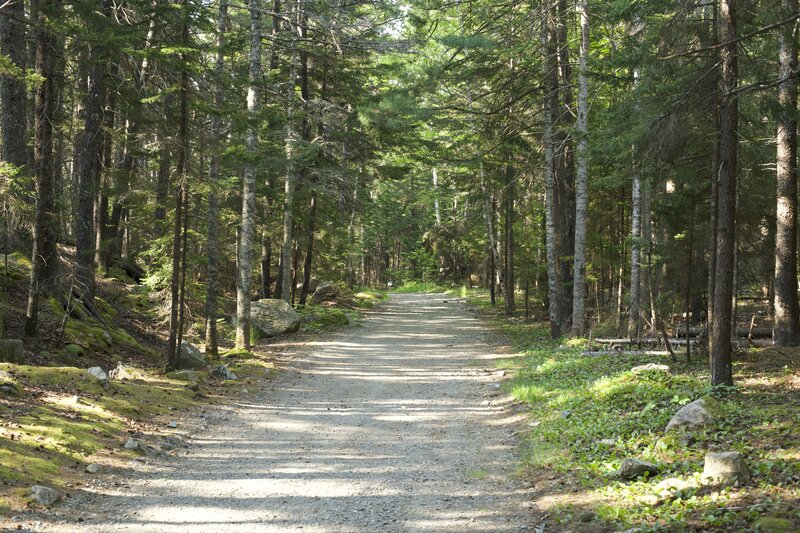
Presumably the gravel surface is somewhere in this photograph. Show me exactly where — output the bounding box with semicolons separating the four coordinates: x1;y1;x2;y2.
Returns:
32;293;536;532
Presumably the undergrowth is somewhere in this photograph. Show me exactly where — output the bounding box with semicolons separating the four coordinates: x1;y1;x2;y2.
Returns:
466;288;800;532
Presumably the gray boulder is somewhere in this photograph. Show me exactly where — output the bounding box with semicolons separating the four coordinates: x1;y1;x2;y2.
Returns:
87;366;109;390
310;281;336;305
0;339;24;363
210;365;238;381
85;463;101;474
665;397;716;432
179;341;206;369
702;451;751;485
30;485;60;506
109;363;146;381
616;458;661;480
250;299;300;337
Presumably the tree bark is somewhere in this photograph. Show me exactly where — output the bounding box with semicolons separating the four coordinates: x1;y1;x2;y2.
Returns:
773;0;800;346
205;0;227;357
628;162;642;339
503;163;515;315
711;0;738;387
236;0;263;348
572;0;589;336
0;0;28;174
25;0;59;336
166;0;190;368
280;0;300;303
75;1;112;305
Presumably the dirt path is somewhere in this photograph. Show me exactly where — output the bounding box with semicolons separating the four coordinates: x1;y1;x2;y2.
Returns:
40;293;535;532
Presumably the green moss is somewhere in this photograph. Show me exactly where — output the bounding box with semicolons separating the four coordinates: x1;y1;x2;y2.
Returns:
222;347;256;360
63;344;84;357
754;517;794;533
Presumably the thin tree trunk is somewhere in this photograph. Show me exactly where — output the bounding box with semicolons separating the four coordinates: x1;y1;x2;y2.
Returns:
711;0;738;387
299;191;316;305
280;1;300;303
205;0;227;357
708;1;720;344
25;0;59;336
628;163;642;339
166;0;190;368
572;0;589;336
504;163;515;315
236;0;263;348
433;168;442;227
542;0;561;337
773;0;800;346
480;162;500;306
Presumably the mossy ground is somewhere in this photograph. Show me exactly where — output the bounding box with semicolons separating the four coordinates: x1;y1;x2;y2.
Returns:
0;249;285;515
463;287;800;532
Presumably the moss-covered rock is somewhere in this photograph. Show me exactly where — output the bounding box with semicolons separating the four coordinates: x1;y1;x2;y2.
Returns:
754;517;794;533
63;344;85;358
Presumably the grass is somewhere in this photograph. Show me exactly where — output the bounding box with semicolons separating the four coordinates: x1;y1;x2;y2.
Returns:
466;289;800;532
390;280;450;293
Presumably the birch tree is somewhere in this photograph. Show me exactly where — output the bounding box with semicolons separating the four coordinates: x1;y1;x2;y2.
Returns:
773;0;800;346
571;0;589;336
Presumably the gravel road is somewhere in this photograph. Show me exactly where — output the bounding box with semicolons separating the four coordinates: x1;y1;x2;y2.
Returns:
37;293;535;532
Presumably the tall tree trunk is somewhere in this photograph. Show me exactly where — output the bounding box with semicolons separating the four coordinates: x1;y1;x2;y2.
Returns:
480;162;500;306
711;0;738;387
280;1;300;303
25;0;59;336
75;1;111;305
707;1;720;342
166;0;190;368
0;0;28;175
433;167;442;227
154;138;171;222
542;0;560;337
628;162;642;339
503;163;515;315
299;191;316;305
235;0;263;348
572;0;589;336
773;0;800;346
205;0;227;357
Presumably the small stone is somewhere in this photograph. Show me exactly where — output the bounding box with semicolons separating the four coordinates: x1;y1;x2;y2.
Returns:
109;363;145;381
242;389;249;394
124;437;139;450
210;365;238;381
30;485;60;506
665;397;717;432
702;451;751;485
496;370;506;377
753;517;794;533
85;464;101;474
561;410;572;418
579;511;595;523
616;457;661;480
481;400;490;406
598;438;616;446
87;367;109;390
167;421;178;429
101;331;113;347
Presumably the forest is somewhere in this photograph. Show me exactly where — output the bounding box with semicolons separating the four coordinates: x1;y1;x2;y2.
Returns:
0;0;799;531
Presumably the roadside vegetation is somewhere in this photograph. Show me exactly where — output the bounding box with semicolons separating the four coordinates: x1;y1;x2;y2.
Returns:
464;288;799;532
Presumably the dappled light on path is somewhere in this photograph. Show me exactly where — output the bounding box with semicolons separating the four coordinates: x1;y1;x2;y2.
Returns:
50;293;533;532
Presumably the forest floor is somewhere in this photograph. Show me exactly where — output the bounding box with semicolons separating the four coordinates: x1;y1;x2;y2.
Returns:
11;293;538;532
